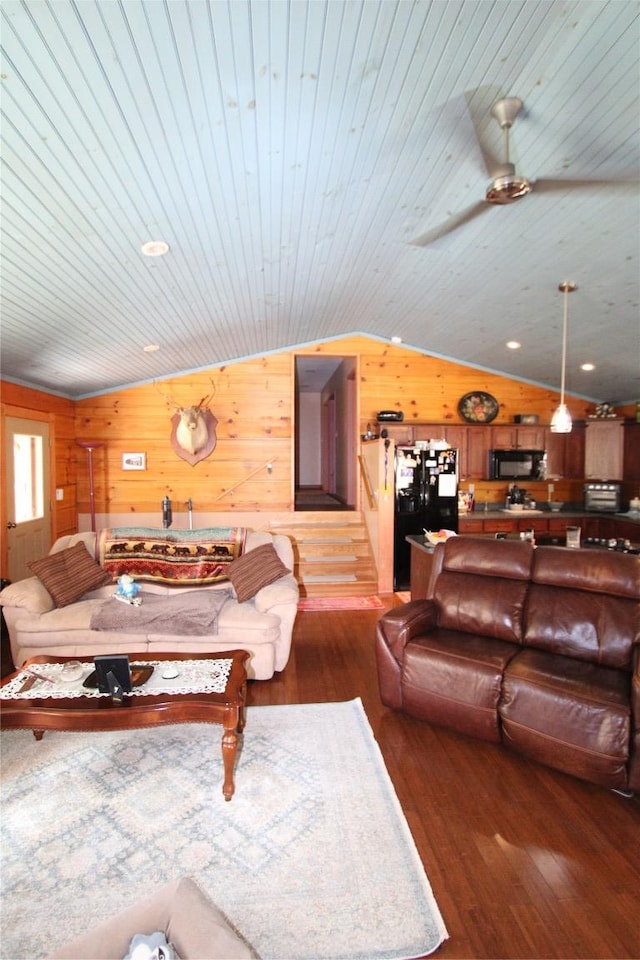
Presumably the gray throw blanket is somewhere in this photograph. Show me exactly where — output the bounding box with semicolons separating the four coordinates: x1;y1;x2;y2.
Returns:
90;590;231;635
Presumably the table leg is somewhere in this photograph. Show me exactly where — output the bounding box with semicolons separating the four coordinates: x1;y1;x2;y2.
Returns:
237;682;247;734
221;717;239;801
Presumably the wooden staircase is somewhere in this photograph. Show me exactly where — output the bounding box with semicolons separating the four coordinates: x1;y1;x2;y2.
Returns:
269;512;378;597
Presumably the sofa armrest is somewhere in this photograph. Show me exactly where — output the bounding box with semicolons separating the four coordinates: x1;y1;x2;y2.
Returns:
48;876;258;959
377;600;438;662
629;645;640;793
0;577;55;614
253;573;299;613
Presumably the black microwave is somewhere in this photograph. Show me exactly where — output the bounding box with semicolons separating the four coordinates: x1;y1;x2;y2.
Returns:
490;449;547;481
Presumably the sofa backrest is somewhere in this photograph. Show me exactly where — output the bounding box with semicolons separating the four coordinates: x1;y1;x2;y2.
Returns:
525;546;640;669
51;528;294;581
433;537;533;644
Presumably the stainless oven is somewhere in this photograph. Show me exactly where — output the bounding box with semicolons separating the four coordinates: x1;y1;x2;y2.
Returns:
584;482;621;513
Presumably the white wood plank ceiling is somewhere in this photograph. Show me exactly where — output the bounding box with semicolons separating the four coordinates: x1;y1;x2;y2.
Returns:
1;0;638;401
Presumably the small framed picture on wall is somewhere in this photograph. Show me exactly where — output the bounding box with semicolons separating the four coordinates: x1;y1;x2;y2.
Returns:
121;452;146;471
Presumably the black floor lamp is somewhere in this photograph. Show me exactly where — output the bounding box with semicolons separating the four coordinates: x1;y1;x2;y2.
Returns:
77;441;104;532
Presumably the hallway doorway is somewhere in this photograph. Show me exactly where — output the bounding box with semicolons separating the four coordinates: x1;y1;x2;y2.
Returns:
294;356;357;512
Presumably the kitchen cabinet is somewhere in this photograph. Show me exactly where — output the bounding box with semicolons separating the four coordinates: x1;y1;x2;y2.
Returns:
622;422;640;481
584;420;624;480
482;518;516;534
412;424;491;479
547;517;574;535
441;425;471;479
564;422;586;479
491;425;546;450
466;428;492;479
380;423;414;445
458;517;480;533
545;422;586;479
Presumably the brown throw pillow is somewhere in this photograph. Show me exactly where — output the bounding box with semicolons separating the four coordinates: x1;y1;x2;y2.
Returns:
28;542;112;608
226;543;289;603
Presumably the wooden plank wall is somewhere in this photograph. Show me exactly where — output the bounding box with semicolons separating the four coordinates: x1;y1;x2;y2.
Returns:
2;335;609;548
75;355;294;518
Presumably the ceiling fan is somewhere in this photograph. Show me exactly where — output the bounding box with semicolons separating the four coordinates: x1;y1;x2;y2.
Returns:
410;96;635;248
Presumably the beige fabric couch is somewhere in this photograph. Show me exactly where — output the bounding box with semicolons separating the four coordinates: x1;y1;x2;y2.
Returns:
48;876;259;959
0;530;298;680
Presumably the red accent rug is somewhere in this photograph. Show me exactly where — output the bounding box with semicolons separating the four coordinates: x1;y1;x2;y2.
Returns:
298;595;385;611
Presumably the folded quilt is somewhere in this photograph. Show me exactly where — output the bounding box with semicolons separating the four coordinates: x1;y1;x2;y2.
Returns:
90;590;231;635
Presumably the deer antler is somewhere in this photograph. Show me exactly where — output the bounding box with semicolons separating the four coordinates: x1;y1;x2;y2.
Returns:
154;377;216;411
195;378;216;410
153;380;180;410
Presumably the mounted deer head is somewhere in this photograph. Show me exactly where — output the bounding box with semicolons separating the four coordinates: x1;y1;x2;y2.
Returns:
154;380;218;465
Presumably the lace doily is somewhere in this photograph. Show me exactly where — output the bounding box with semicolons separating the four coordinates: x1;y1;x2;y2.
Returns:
0;658;234;700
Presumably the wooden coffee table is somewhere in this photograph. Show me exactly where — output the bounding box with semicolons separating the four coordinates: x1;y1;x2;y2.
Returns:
0;650;249;801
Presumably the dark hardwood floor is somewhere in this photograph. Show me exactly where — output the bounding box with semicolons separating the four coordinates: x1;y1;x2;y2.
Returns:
3;604;639;958
249;601;640;960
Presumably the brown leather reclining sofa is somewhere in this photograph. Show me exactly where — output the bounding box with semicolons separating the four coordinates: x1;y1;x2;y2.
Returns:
376;536;640;793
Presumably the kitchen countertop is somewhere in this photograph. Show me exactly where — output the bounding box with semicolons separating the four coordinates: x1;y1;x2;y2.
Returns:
408;510;640;555
460;509;640;524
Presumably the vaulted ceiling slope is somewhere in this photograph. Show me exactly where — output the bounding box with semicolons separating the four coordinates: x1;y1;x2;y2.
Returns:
1;0;638;402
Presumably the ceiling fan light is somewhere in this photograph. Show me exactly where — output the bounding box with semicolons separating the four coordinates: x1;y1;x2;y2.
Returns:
486;174;531;204
550;403;572;433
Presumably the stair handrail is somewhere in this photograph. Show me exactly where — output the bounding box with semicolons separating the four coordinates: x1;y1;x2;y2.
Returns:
213;458;277;502
358;453;376;510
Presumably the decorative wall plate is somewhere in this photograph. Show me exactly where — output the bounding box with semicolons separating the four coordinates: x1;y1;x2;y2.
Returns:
458;392;499;424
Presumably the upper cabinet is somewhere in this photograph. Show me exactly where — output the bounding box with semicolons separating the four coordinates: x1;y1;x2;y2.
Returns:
377;422;414;445
412;423;491;479
545;422;585;480
584;420;625;480
491;424;546;450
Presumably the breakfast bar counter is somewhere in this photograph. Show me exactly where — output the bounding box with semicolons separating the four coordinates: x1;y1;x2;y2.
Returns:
407;510;640;600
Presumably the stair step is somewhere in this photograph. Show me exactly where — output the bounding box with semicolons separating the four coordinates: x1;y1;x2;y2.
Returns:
304;573;358;583
271;512;378;597
302;537;355;543
302;555;358;563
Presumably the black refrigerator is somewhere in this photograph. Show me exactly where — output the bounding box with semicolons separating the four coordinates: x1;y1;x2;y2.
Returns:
393;445;459;590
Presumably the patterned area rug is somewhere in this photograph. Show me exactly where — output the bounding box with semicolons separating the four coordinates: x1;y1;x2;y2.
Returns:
298;595;385;611
1;699;447;960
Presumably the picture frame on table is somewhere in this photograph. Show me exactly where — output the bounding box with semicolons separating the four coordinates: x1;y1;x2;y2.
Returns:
122;452;146;471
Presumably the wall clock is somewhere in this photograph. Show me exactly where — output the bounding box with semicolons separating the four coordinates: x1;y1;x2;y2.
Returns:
458;392;499;424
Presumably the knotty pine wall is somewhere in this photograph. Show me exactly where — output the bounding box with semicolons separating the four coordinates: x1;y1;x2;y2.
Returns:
3;335;603;549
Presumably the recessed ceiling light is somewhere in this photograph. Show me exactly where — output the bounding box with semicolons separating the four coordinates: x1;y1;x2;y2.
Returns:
580;362;595;371
143;344;160;353
506;340;521;350
141;241;170;257
391;336;402;344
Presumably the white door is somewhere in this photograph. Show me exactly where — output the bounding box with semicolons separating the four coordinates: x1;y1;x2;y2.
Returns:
5;416;52;582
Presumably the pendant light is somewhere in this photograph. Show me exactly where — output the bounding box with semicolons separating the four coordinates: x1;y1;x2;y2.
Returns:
550;281;577;434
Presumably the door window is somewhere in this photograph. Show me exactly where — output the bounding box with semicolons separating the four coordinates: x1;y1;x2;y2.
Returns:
13;433;44;522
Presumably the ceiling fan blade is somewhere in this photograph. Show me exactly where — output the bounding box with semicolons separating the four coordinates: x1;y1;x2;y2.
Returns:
532;177;640;194
409;201;489;247
463;87;504;178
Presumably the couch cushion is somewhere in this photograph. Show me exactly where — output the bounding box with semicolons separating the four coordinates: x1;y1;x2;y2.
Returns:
402;629;521;742
0;577;55;614
524;582;637;669
442;535;533;580
500;648;631;790
532;545;640;600
226;543;290;602
28;543;112;607
435;572;529;644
